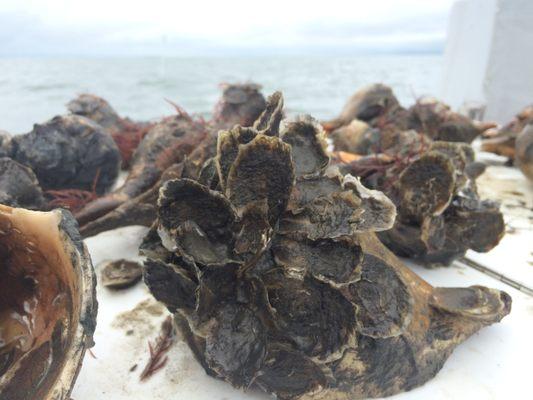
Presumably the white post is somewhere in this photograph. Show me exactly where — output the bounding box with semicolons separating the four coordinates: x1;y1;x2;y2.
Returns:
441;0;533;123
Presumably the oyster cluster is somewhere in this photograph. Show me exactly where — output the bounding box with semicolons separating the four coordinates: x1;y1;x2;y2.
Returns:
0;205;96;400
141;93;511;399
75;83;268;237
339;140;506;265
326;84;506;265
325;84;489;148
5;115;121;195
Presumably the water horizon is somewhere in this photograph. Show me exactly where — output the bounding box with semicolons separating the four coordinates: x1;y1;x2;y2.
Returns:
0;54;443;134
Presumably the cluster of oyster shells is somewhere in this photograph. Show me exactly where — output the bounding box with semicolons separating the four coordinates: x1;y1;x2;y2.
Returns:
326;84;506;265
141;93;511;399
0;89;514;400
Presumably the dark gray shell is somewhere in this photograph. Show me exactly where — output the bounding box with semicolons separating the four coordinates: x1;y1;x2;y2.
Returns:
0;157;45;209
10;115;120;194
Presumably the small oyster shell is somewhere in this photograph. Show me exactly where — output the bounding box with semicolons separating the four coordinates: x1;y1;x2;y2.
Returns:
101;259;143;289
324;84;400;130
0;205;97;400
397;151;456;221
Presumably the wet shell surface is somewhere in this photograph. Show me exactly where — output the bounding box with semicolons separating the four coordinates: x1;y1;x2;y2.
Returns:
0;205;97;400
141;93;511;399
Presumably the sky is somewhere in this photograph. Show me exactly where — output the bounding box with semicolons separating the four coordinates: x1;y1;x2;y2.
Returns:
0;0;456;56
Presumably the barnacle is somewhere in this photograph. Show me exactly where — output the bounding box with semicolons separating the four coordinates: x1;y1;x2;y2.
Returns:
142;93;510;399
8;115;121;194
0;205;97;400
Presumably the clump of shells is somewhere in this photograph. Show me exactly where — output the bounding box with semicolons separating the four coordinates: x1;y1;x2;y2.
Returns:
338;138;505;265
141;93;511;399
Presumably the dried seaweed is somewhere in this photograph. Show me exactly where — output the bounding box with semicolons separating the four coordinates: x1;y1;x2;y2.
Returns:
139;316;175;381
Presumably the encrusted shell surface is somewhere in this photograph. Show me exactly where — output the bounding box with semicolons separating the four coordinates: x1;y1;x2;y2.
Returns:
9;115;120;194
142;93;511;400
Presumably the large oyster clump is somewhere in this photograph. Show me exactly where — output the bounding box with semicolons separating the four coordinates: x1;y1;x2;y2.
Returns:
0;206;97;400
142;93;510;399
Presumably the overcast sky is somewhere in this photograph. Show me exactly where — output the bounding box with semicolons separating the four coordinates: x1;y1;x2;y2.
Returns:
0;0;456;56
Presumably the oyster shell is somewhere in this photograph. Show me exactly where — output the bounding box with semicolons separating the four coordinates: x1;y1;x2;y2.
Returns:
8;115;121;194
0;205;97;400
0;157;46;210
67;94;123;132
142;93;511;399
100;259;143;289
407;97;484;143
75;83;267;236
67;93;154;170
327;87;490;156
323;83;401;131
481;105;533;159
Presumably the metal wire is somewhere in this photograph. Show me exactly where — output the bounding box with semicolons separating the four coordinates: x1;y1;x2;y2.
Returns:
458;256;533;297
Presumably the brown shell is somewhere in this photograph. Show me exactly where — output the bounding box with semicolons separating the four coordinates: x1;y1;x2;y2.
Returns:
0;206;97;400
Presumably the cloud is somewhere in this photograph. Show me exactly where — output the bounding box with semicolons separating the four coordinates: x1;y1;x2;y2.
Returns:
0;0;454;56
